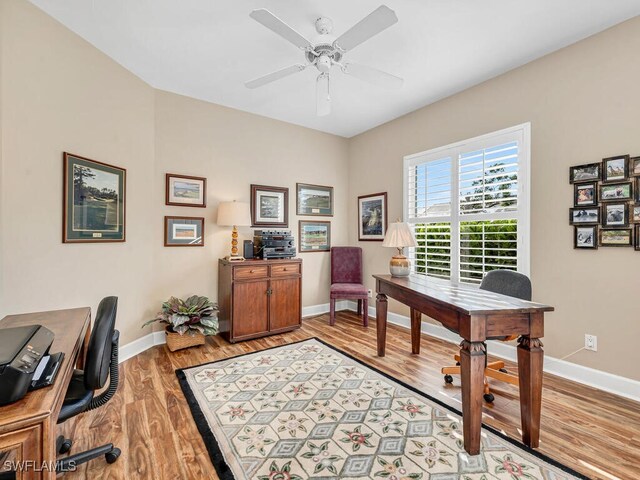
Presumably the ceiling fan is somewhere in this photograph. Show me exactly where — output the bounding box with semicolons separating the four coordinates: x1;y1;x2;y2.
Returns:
245;5;403;116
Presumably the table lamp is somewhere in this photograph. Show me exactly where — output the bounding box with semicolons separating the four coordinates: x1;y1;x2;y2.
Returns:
381;221;417;277
217;201;251;261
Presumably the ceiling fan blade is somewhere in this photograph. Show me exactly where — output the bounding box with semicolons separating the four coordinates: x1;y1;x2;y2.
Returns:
333;5;398;52
343;62;403;89
245;64;307;89
250;9;313;50
316;74;331;116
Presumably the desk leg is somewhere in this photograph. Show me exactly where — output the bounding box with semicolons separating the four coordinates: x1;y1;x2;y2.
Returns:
376;294;388;357
410;308;421;354
460;340;485;455
517;335;544;448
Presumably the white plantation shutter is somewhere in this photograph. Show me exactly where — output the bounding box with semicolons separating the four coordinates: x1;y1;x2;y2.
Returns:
404;124;530;283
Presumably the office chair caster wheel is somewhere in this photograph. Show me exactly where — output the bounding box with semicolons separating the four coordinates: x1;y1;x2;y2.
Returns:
59;439;73;454
444;374;454;384
483;393;495;403
499;368;508;374
105;448;121;464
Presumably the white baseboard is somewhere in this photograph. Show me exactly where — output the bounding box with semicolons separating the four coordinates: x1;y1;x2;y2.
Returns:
119;301;350;364
341;300;640;403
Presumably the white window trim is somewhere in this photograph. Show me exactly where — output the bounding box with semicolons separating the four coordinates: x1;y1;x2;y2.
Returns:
403;123;531;280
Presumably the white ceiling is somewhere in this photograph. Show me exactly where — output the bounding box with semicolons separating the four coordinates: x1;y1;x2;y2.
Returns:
29;0;640;138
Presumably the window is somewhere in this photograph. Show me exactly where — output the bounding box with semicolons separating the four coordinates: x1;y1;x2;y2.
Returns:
404;124;530;283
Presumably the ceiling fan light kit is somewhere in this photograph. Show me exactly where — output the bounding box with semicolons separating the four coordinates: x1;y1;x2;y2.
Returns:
246;5;404;116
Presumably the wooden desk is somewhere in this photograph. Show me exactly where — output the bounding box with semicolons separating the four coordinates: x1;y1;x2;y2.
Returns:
374;274;553;455
0;308;91;479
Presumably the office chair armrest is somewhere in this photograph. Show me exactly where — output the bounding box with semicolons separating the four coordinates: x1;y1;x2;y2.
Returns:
87;330;120;411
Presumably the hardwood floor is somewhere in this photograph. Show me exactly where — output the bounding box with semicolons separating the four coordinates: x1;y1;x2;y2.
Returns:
58;311;640;480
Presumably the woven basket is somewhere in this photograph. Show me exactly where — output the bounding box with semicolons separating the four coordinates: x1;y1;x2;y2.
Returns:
165;327;205;352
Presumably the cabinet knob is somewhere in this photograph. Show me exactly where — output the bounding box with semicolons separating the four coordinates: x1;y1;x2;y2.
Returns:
283;268;288;271
250;269;254;273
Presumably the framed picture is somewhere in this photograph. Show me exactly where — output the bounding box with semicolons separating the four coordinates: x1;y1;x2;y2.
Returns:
358;192;388;241
63;152;126;243
299;221;331;252
602;155;629;183
603;203;628;227
599;228;633;247
631;157;640;177
574;183;597;207
637;178;640;201
569;207;600;225
296;183;333;216
569;163;601;183
636;225;640;251
251;184;288;227
574;226;597;249
164;216;204;247
166;173;206;207
599;182;633;202
632;205;640;223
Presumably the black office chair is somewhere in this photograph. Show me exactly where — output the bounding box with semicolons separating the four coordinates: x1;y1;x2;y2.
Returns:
441;270;532;403
56;296;121;473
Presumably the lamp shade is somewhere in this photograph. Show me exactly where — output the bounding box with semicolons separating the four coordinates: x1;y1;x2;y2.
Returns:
382;222;417;248
217;201;251;227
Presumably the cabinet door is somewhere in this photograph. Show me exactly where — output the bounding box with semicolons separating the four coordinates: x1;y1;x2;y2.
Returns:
269;277;301;332
232;280;269;339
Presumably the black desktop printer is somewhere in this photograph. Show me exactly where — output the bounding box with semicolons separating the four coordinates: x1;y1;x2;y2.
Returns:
0;325;62;406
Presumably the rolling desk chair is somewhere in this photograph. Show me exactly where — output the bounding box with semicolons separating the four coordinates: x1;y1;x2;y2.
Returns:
441;270;532;403
56;296;121;473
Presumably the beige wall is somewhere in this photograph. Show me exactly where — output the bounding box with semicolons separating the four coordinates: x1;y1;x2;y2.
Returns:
348;16;640;380
152;90;349;313
0;0;349;345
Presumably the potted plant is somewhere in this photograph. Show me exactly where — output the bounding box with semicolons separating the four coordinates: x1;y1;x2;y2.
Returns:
143;295;219;352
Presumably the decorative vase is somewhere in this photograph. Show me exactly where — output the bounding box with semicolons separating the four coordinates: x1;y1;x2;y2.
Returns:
165;326;206;352
389;254;411;277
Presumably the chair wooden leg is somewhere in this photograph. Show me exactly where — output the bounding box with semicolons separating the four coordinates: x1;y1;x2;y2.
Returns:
329;298;336;326
357;299;362;316
362;298;369;327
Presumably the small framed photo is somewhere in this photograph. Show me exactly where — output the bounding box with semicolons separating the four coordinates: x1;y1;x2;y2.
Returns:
602;155;629;183
599;228;633;247
63;152;126;243
358;192;388;241
296;183;333;216
574;183;597;207
569;163;601;183
299;221;331;252
632;204;640;223
636;225;640;251
569;207;599;225
574;226;597;249
599;182;633;202
251;184;288;227
603;203;628;227
166;173;206;207
631;157;640;177
637;178;640;201
164;216;204;247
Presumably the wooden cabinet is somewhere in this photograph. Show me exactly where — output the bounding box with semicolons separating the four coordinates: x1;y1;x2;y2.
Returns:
218;258;302;343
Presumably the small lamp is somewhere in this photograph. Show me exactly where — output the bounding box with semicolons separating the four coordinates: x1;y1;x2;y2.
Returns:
381;221;417;277
217;201;251;261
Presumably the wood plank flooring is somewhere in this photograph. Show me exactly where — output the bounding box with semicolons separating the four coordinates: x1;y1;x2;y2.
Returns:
58;312;640;480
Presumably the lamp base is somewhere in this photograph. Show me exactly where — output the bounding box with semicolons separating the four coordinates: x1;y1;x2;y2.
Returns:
389;255;411;277
226;255;245;262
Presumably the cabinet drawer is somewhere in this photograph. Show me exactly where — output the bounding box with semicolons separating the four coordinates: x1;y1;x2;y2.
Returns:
234;265;269;280
271;263;301;277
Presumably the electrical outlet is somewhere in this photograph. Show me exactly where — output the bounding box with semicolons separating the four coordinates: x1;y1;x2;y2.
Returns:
584;334;597;352
367;289;373;298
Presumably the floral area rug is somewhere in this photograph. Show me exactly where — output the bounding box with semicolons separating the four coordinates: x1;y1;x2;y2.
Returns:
176;338;588;480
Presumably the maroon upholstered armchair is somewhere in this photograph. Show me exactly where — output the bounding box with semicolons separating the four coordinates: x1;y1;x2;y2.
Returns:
329;247;368;326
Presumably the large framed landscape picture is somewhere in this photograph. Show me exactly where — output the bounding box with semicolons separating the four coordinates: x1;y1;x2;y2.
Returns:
358;192;387;241
166;173;206;207
299;220;331;252
296;183;333;216
63;152;125;243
